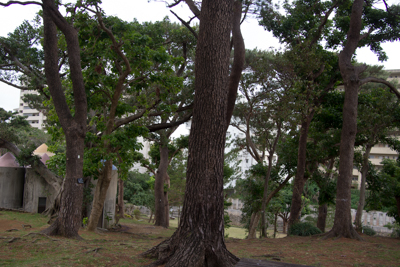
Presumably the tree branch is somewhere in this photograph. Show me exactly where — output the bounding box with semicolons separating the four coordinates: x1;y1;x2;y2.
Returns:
146;112;192;132
170;10;198;39
184;0;200;18
0;1;41;7
360;77;400;98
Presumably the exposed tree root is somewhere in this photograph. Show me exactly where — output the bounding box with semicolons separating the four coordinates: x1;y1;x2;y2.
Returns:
23;232;58;241
40;218;83;240
7;237;20;243
321;227;363;241
141;231;239;267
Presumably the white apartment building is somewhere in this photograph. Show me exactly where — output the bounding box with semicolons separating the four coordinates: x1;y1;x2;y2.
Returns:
17;90;46;130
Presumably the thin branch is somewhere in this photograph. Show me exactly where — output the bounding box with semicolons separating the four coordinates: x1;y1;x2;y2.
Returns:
0;1;41;7
167;0;183;8
147;112;192;132
0;78;27;90
170;10;198;39
184;0;200;18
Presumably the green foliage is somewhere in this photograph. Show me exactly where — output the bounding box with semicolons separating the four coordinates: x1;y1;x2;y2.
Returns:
366;159;400;223
362;226;377;236
384;222;400;238
124;171;155;212
133;209;141;220
288;222;322;236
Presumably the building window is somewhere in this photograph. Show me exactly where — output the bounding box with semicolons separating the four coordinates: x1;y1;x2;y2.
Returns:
352;176;358;181
246;159;249;163
369;155;374;159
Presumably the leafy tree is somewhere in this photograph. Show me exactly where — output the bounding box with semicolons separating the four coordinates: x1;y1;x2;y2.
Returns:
231;50;298;238
366;159;400;223
257;0;343;230
124;171;155;212
325;0;400;240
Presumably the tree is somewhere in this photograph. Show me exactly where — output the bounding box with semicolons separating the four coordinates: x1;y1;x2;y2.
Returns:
324;0;400;240
352;83;400;232
231;50;298;238
141;1;242;265
257;0;342;230
366;159;400;223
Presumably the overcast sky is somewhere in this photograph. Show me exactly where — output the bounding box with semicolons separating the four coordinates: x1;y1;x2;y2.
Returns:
0;0;399;112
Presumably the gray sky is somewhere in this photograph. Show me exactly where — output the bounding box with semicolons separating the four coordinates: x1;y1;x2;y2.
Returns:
0;0;399;112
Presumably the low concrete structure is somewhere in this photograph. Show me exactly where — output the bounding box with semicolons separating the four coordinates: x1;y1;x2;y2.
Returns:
0;166;25;209
0;153;25;210
23;168;58;213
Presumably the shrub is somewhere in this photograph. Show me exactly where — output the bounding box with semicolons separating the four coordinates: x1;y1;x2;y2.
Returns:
362;225;376;236
133;209;141;220
288;222;322;236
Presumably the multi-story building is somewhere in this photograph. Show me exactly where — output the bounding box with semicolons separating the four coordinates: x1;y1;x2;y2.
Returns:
351;69;400;188
17;90;46;130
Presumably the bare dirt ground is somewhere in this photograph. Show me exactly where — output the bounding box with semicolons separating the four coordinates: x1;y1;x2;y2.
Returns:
1;211;399;267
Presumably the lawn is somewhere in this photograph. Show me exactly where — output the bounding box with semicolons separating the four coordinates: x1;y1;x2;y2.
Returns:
1;210;399;267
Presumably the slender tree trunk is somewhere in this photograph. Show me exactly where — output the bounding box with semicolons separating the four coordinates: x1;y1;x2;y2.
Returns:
87;159;113;231
115;178;125;225
396;196;400;220
261;212;267;238
155;145;169;227
274;213;278;238
141;1;239;265
248;212;260;239
323;0;363;241
164;173;171;228
355;144;372;232
282;218;288;234
317;204;328;233
288;116;313;230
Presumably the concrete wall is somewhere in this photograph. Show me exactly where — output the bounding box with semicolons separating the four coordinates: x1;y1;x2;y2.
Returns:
0;167;25;209
23;168;57;213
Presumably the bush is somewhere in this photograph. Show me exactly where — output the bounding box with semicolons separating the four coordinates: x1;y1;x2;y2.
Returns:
288;222;322;236
362;226;376;236
133;209;141;220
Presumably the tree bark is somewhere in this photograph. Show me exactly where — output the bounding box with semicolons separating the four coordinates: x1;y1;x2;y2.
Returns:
117;178;125;220
323;0;364;240
355;144;372;232
396;196;400;220
141;1;239;265
317;203;328;233
155;145;169;227
288;115;313;230
248;212;260;239
87;159;113;231
40;0;87;238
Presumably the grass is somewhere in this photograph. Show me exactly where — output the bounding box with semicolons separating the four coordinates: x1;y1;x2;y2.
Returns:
1;210;400;267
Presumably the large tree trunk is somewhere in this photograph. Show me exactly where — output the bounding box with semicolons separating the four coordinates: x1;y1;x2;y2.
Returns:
40;0;87;238
288;116;313;230
323;0;364;240
355;144;372;232
87;159;113;231
155;145;169;227
317;203;328;233
42;132;85;238
141;1;239;265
